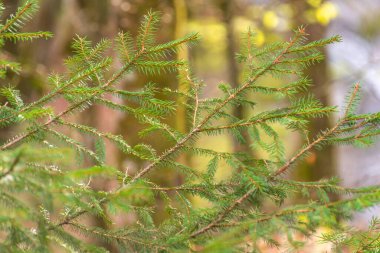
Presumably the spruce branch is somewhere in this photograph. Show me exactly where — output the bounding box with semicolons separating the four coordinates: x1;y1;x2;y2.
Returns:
130;27;306;183
57;120;134;155
67;222;164;250
228;187;380;228
176;30;310;239
272;83;360;177
1;29;198;151
0;58;111;126
272;124;340;177
44;28;310;236
2;2;380;250
198;107;335;133
0;49;145;151
190;187;256;238
189;83;362;239
0;1;35;34
0;31;52;41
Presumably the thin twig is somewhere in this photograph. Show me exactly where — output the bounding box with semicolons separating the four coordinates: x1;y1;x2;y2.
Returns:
0;151;22;179
140;13;153;50
190;188;256;238
190;72;199;128
67;222;164;249
0;2;33;34
198;108;334;133
215;190;380;230
271;83;360;178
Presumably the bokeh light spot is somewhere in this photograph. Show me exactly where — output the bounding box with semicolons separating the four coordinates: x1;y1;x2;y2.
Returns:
316;2;338;25
263;11;279;29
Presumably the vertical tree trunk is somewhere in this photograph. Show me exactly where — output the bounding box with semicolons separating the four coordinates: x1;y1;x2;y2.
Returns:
71;2;118;251
174;0;189;135
306;25;336;181
173;0;191;185
174;0;189;137
291;1;336;181
220;0;252;155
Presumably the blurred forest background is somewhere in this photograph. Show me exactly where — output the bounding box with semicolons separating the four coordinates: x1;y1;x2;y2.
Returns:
1;0;380;236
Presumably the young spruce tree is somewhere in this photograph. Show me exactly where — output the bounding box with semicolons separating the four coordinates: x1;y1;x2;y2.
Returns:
0;1;380;252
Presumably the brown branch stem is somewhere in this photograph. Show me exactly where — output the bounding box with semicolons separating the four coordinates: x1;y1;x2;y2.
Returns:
0;151;22;179
0;2;33;34
198;108;334;133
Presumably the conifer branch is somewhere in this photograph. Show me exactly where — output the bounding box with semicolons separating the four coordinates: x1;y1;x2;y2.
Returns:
0;59;110;126
130;27;306;183
0;31;52;41
198;108;334;133
67;222;164;249
218;188;380;229
0;1;33;34
134;183;235;193
277;178;380;194
0;50;146;151
1;3;379;250
140;13;153;50
117;33;131;62
147;32;198;54
189;83;363;239
272;83;360;177
190;187;256;238
161;30;308;238
45;28;309;235
272;124;339;177
193;187;380;239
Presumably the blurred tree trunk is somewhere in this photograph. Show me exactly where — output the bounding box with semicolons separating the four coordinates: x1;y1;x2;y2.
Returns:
173;0;191;181
63;2;118;251
114;1;177;223
291;1;336;182
220;0;253;156
305;25;336;181
174;0;189;135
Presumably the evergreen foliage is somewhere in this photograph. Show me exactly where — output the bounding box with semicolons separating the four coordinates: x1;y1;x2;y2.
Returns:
0;1;380;252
